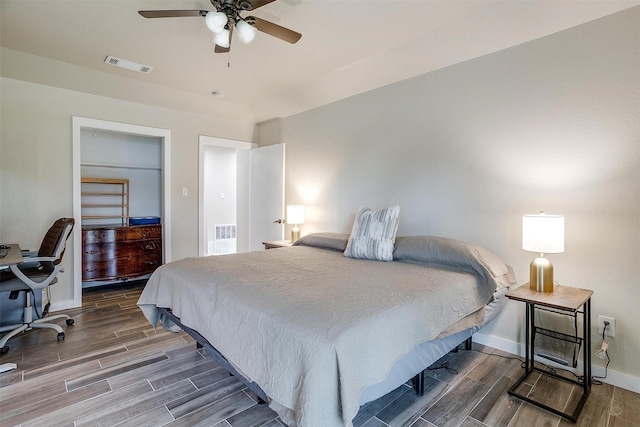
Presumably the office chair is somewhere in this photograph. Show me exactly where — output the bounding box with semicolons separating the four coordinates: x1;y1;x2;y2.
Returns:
0;217;75;354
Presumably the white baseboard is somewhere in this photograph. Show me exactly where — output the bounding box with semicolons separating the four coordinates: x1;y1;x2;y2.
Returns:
49;298;80;312
473;332;640;394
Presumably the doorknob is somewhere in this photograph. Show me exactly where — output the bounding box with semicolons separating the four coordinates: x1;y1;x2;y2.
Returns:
273;219;287;224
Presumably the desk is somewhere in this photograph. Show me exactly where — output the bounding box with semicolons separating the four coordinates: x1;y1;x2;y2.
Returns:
506;284;592;423
0;244;23;267
0;244;22;372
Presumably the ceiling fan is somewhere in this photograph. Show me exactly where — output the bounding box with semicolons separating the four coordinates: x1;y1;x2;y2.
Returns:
139;0;301;53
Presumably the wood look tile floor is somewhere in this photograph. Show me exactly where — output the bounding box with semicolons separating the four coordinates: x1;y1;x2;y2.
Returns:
1;282;638;427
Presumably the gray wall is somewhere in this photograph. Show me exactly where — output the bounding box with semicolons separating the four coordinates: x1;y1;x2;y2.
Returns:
258;8;640;386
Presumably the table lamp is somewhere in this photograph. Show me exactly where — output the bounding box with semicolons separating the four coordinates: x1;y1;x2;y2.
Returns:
287;204;305;242
522;212;564;292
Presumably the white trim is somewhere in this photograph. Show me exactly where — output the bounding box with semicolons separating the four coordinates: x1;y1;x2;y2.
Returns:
70;117;171;309
473;332;640;394
198;136;256;257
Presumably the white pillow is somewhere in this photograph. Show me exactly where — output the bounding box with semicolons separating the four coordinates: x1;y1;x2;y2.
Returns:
343;205;400;261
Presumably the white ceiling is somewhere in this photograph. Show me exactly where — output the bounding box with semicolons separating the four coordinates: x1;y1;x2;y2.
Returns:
1;0;637;123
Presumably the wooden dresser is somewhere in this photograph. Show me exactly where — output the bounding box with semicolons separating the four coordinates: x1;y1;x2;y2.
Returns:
82;224;162;282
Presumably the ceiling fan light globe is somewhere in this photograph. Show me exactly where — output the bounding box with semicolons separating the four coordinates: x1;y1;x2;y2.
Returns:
206;11;228;33
214;28;231;48
236;20;257;43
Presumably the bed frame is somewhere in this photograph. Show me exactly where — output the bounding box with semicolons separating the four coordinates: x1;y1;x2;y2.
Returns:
157;306;473;405
159;307;269;403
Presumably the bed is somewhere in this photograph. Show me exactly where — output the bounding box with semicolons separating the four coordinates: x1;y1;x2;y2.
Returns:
137;233;515;427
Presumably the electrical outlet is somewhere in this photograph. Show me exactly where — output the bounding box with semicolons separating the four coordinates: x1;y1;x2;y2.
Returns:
598;315;616;337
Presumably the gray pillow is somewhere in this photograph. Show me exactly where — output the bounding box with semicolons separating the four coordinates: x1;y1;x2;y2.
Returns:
293;233;349;252
393;236;516;290
343;206;400;261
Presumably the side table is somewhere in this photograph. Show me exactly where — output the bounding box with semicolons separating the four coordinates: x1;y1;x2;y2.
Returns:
506;283;593;422
262;240;293;250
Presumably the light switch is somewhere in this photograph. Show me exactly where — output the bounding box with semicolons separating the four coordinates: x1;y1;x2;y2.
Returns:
182;187;188;196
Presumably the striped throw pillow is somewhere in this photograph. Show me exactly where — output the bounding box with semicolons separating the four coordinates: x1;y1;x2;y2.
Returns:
343;206;400;261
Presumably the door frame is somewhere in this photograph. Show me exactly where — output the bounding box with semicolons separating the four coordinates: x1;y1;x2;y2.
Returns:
71;117;172;309
198;136;256;256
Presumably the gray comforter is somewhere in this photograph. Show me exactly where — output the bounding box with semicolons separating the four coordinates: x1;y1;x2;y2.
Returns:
138;234;514;427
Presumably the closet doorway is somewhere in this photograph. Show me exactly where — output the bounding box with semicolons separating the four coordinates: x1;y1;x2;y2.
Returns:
72;117;171;308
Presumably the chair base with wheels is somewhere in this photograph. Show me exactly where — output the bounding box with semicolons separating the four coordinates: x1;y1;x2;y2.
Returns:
0;287;74;354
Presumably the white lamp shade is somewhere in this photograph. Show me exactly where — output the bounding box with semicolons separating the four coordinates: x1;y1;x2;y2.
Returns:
236;20;257;43
206;11;228;33
214;28;231;48
522;213;564;253
287;205;305;225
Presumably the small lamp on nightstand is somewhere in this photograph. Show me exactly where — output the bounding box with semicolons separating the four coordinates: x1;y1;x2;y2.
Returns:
286;204;305;243
522;212;564;292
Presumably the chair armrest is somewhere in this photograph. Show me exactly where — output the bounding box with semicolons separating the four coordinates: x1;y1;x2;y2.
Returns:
9;263;61;290
22;256;57;263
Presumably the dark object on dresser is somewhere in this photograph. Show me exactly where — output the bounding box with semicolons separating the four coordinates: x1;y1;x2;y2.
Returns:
82;224;162;282
129;216;161;226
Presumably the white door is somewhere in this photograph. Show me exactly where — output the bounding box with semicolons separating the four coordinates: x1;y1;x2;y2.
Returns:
250;144;285;251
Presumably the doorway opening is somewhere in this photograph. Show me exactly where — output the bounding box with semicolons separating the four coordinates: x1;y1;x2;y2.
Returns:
199;136;254;256
198;136;285;256
71;117;171;309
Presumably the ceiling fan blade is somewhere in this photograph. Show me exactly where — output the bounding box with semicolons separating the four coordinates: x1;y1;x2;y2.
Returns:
252;17;301;44
247;0;277;10
138;10;207;18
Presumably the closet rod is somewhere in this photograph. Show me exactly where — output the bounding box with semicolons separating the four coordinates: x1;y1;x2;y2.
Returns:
81;162;160;171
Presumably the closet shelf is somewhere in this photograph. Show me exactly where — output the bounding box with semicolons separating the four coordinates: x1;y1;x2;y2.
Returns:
81;177;129;225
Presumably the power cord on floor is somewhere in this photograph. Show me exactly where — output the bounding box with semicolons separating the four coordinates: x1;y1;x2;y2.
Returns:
41;287;52;318
427;362;458;375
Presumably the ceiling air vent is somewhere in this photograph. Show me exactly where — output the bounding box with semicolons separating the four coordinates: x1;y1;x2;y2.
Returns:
104;56;153;74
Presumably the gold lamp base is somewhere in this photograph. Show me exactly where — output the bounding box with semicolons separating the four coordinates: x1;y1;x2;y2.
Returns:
290;226;300;243
530;256;554;292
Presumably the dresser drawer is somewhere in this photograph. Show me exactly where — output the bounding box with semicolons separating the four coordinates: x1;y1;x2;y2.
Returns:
82;259;120;281
116;253;162;277
82;242;117;262
83;228;120;244
123;225;162;240
83;239;162;262
82;253;162;281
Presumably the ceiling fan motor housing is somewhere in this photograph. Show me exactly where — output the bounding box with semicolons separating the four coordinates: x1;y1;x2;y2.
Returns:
211;0;254;22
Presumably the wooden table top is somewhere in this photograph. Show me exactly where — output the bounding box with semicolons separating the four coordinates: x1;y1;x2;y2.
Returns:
506;283;593;312
0;244;23;267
